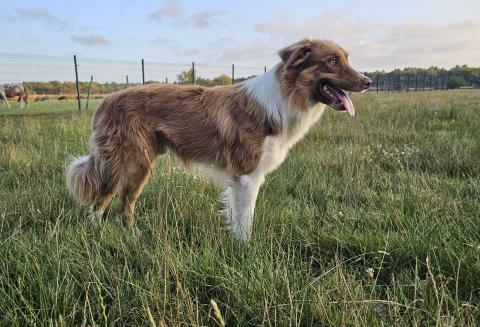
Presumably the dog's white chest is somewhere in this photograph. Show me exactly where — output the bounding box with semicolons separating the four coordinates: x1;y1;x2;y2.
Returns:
256;104;326;175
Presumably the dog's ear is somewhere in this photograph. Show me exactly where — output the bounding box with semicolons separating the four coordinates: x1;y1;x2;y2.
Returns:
279;40;313;69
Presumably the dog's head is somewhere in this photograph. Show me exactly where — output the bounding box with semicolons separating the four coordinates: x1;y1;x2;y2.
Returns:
279;39;371;116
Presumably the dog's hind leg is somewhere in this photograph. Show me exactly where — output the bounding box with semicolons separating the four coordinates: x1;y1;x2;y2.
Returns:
118;164;153;228
90;191;115;223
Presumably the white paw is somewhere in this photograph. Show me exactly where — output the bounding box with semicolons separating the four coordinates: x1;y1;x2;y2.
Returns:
90;210;104;224
223;216;251;242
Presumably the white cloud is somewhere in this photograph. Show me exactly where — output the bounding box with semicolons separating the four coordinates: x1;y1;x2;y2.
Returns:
71;34;110;46
253;13;480;70
255;12;367;41
190;11;225;28
10;8;66;30
349;21;480;69
149;0;183;23
149;2;225;29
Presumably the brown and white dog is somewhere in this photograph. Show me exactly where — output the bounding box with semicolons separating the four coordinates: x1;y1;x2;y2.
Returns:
66;39;371;241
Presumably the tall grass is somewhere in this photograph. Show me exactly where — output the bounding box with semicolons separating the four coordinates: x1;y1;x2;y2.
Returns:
0;91;479;325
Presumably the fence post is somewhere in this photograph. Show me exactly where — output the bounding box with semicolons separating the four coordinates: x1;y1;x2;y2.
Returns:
264;66;267;73
423;74;426;91
414;74;417;91
166;77;168;84
73;55;81;111
126;75;129;84
376;73;379;92
192;62;195;84
141;59;145;84
232;64;235;85
406;74;410;92
86;76;93;111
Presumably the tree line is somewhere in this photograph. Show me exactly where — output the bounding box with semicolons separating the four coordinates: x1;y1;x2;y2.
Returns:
366;65;480;89
23;81;135;96
23;65;479;95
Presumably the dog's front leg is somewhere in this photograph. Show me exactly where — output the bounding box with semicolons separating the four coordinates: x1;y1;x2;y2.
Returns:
222;173;265;242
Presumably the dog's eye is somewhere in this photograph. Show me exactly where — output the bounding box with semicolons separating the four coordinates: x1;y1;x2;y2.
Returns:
329;58;338;65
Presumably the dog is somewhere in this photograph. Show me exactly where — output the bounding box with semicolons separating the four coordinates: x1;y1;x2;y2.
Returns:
66;39;371;242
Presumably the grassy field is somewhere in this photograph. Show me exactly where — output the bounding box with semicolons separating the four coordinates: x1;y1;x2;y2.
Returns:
0;91;479;326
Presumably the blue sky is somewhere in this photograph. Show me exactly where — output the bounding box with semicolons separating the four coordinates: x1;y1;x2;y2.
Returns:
1;0;479;72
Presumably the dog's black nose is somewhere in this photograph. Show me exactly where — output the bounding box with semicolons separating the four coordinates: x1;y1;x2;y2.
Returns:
362;76;372;89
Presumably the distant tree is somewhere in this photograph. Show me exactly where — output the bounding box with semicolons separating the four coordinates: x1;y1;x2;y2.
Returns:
176;70;234;86
366;65;480;90
448;76;469;89
177;69;195;84
211;74;232;86
234;75;257;83
19;63;480;96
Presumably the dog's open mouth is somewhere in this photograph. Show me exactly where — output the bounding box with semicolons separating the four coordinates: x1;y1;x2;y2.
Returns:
320;84;355;117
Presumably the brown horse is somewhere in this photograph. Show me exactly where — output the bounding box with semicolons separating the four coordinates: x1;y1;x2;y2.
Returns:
0;83;29;108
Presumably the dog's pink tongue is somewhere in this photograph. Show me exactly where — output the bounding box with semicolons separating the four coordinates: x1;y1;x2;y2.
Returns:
340;93;355;117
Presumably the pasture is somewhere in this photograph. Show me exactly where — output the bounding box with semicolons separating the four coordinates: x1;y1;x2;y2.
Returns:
0;91;479;325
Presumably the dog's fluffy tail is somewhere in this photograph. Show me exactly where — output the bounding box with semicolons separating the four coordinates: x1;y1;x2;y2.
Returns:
66;153;115;206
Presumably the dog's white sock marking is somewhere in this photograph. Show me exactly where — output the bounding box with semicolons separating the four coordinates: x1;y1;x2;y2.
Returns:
90;209;104;223
222;174;264;242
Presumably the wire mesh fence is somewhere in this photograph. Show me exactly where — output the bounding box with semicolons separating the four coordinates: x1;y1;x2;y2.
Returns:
0;53;269;111
0;52;465;112
0;53;79;110
142;60;191;84
364;72;450;92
